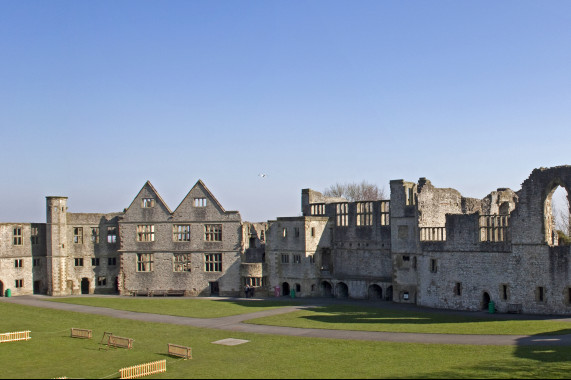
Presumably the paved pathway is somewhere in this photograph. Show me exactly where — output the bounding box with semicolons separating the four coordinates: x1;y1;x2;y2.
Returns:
2;295;571;347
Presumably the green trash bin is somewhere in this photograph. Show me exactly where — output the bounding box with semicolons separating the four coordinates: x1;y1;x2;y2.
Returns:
290;289;296;298
5;289;11;298
488;300;495;314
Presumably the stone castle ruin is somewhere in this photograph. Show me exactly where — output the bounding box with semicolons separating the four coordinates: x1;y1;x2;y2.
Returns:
1;165;571;315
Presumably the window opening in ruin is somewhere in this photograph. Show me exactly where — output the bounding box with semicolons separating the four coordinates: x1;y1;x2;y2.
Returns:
294;227;300;237
246;277;263;287
454;282;462;296
502;284;508;301
142;198;155;208
73;227;83;244
249;236;256;248
205;224;222;241
15;279;23;288
13;226;22;245
173;253;192;272
549;186;570;246
74;258;84;267
403;255;410;261
137;253;154;272
92;258;100;266
33;258;40;267
108;257;117;266
173;225;191;242
282;228;287;238
403;292;409;300
91;227;99;243
537;286;545;302
194;198;207;207
281;254;289;264
405;187;415;206
97;277;107;286
293;254;301;264
260;230;265;241
380;201;390;225
356;202;373;226
311;203;325;215
107;226;117;244
14;259;23;268
311;284;316;292
137;225;155;242
309;255;315;264
311;227;315;237
296;284;301;293
204;253;222;272
31;226;39;245
479;215;509;242
336;203;349;227
430;259;437;273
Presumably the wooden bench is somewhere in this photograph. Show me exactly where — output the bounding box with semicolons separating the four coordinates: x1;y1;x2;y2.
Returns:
168;343;192;359
167;290;185;297
108;335;134;349
70;328;92;339
507;303;522;314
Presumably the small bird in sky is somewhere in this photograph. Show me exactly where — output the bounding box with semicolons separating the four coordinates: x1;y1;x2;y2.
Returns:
258;173;268;178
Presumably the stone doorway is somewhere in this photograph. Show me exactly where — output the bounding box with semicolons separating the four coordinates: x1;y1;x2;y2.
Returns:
368;284;383;300
281;282;290;296
210;281;220;296
81;278;90;294
386;285;393;301
321;281;333;297
336;282;349;298
482;292;491;310
0;281;4;297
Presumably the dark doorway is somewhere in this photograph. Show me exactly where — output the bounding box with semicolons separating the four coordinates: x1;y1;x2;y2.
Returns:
209;281;219;296
33;281;41;295
0;281;4;297
321;281;333;297
282;282;290;296
336;282;349;298
114;277;119;292
368;285;383;300
386;286;394;301
81;278;90;295
483;292;491;310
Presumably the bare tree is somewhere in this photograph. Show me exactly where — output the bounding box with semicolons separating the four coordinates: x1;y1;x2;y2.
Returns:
554;191;570;236
323;181;386;201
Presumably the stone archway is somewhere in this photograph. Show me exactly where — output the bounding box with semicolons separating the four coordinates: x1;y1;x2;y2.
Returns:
368;284;383;300
282;282;290;297
336;282;349;298
482;292;491;311
321;281;333;297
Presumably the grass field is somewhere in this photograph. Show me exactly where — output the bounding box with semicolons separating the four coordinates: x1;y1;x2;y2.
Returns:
47;297;571;336
2;301;571;379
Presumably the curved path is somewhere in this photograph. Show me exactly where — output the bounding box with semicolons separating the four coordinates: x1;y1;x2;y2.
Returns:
2;295;571;347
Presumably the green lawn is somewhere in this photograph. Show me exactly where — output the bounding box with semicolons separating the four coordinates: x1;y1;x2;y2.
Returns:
47;297;300;318
1;302;571;379
245;305;571;335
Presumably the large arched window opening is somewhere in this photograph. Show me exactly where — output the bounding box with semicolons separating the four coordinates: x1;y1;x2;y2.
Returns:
546;185;570;246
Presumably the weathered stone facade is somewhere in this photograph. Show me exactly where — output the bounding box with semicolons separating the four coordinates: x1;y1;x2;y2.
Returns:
2;166;571;315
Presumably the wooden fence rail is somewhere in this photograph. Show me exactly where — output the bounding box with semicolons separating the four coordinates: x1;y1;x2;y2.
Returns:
70;328;92;339
168;343;192;359
0;330;31;343
108;335;134;349
119;359;166;379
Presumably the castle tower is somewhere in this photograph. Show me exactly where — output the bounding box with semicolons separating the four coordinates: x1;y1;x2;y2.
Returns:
46;196;68;296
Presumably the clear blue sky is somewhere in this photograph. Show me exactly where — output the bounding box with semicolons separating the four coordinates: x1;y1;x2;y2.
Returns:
1;1;570;223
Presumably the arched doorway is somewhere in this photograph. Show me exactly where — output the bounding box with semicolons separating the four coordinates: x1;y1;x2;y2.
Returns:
81;278;90;295
482;292;491;311
321;281;333;297
368;284;383;300
550;185;570;245
0;281;4;297
386;286;393;301
336;282;349;298
282;282;290;297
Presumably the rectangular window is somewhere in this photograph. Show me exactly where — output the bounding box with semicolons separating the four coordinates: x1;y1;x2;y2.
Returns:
309;255;315;264
13;227;23;246
311;227;315;237
92;258;100;266
204;253;222;272
294;227;300;237
282;227;287;238
15;279;23;288
97;277;107;286
336;203;349;226
14;259;23;268
406;187;415;206
537;286;545;302
205;224;222;242
430;259;437;273
173;253;192;272
454;282;462;296
293;254;301;264
356;202;373;226
107;226;117;244
33;258;40;267
31;226;39;245
142;198;155;208
73;227;83;244
246;277;263;287
380;201;390;226
137;253;154;272
91;227;99;243
74;258;84;267
310;203;325;215
281;254;289;264
502;285;508;301
194;198;207;207
108;257;117;266
260;230;265;241
136;225;155;242
173;225;191;242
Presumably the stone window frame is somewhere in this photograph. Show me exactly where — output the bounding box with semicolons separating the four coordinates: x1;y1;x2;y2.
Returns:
141;198;155;208
33;258;40;267
31;226;39;245
204;253;222;272
536;286;546;302
173;225;191;242
108;257;117;266
430;259;438;273
204;224;222;242
73;227;83;244
14;259;23;268
309;255;315;264
380;201;390;226
246;277;263;287
15;279;23;288
501;284;509;301
97;276;107;286
13;226;23;246
107;226;117;244
281;254;289;264
294;227;300;237
91;227;99;244
336;203;349;227
92;258;100;266
356;201;374;226
454;282;462;296
137;225;155;242
293;254;301;264
173;253;192;272
311;203;326;216
137;253;154;272
194;198;207;207
74;258;84;267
